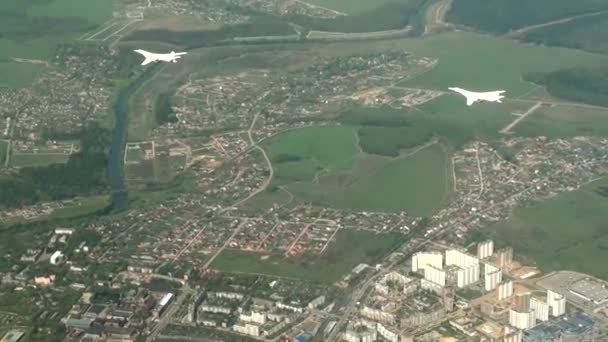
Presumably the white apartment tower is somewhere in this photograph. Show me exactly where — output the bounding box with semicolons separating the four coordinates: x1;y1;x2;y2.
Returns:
547;290;566;317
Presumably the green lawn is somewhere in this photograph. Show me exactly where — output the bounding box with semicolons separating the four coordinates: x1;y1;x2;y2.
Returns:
329;143;448;215
514;104;608;138
10;154;69;168
414;96;531;146
27;0;114;24
489;177;608;281
212;229;405;283
265;126;449;216
306;0;417;14
399;31;608;97
268;125;359;183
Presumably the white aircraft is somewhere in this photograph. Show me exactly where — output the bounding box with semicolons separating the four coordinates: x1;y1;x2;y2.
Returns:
134;49;187;66
448;87;506;106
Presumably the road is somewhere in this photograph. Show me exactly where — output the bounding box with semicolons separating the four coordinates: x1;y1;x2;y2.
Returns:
147;283;193;342
505;10;608;38
202;219;249;269
424;0;452;34
326;238;436;341
228;104;274;209
500;101;542;134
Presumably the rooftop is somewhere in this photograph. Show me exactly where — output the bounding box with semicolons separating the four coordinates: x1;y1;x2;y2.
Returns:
568;278;608;304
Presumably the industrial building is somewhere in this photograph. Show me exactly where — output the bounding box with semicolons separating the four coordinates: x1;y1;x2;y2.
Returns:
567;278;608;306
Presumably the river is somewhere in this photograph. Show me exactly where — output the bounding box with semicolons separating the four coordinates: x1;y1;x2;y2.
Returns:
108;64;161;212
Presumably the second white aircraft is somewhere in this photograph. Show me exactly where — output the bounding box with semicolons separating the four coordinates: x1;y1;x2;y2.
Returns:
448;87;506;106
134;49;187;66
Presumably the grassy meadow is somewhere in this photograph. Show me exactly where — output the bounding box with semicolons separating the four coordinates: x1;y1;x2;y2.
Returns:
489;177;608;281
10;153;69;168
212;229;405;283
514;105;608;138
266;126;449;216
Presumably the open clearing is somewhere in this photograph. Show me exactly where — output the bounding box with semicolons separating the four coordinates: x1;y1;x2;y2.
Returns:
212;229;405;283
10;153;69;168
265;126;449;216
489;177;608;281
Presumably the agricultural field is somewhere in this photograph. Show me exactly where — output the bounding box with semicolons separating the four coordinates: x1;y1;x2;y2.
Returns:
488;177;608;281
266;126;449;216
514;105;608;138
0;0;116;86
446;0;608;33
212;229;405;283
10;153;70;168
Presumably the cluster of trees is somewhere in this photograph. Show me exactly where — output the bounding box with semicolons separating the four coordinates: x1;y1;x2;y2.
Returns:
447;0;608;33
337;106;433;157
522;13;608;54
154;93;179;125
0;123;111;208
524;67;608;108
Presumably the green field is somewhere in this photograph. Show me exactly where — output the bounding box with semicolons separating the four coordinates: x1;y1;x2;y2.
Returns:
0;0;115;86
414;96;533;146
515;105;608;138
27;0;114;24
306;0;419;15
212;229;405;283
399;32;608;97
268;125;359;183
489;177;608;281
10;153;70;168
266;126;449;216
321;143;448;214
